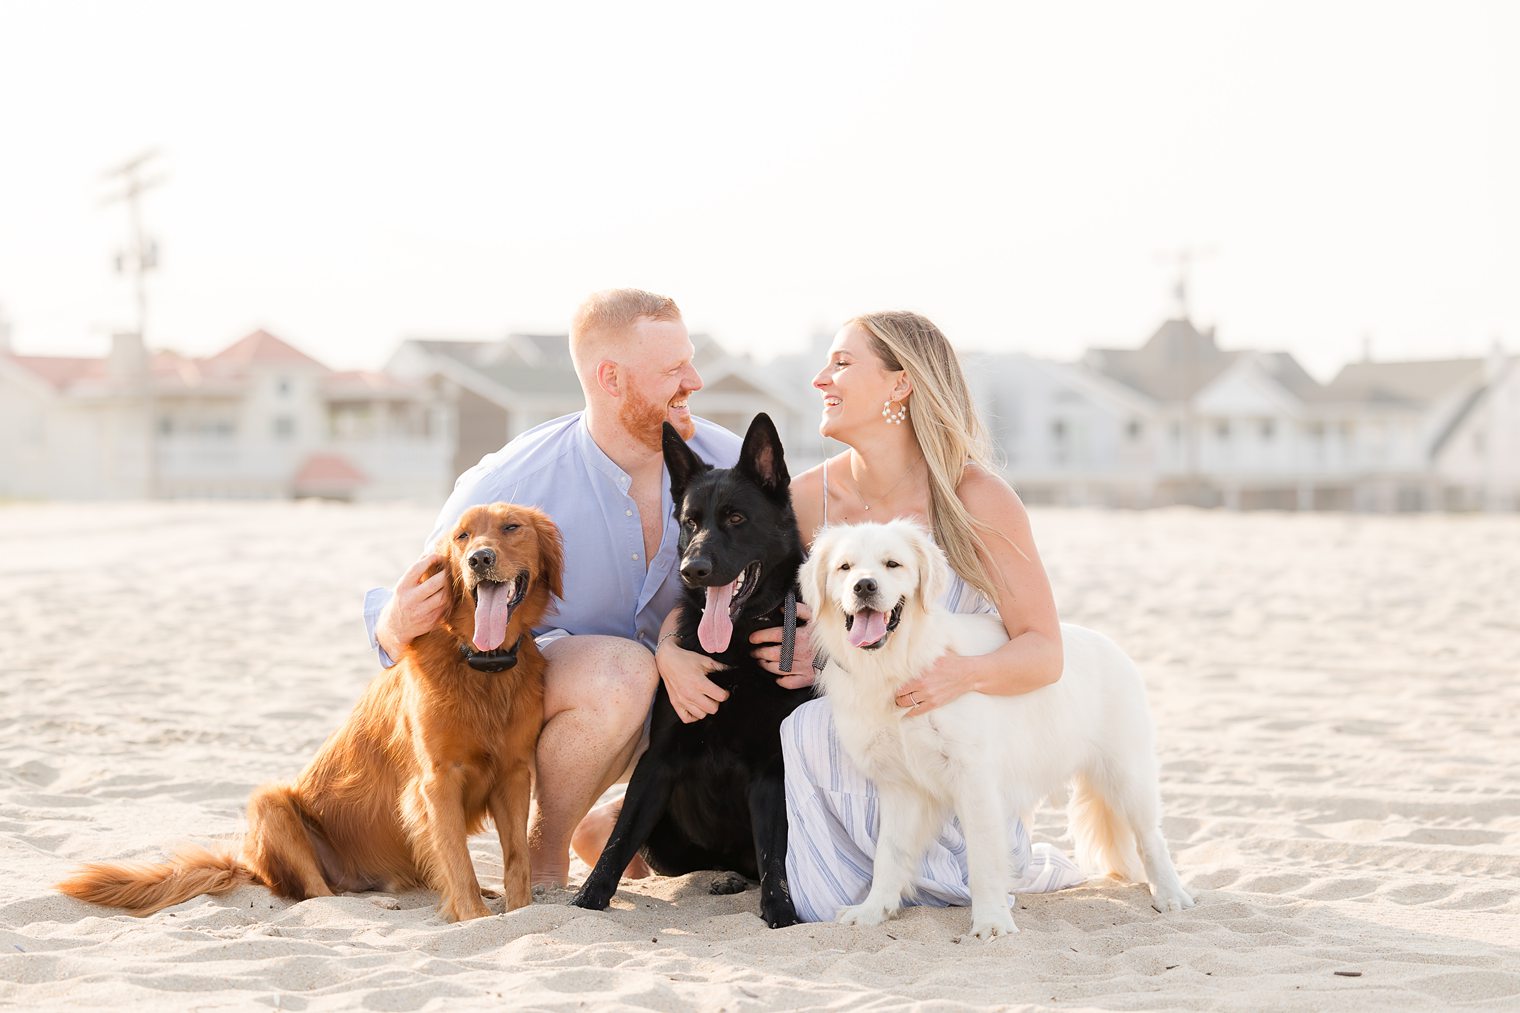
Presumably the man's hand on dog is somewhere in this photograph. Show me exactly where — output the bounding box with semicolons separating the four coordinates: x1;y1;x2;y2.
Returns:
378;552;451;658
749;602;817;690
657;639;731;723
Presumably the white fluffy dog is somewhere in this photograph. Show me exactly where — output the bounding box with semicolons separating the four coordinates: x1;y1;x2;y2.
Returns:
801;519;1194;939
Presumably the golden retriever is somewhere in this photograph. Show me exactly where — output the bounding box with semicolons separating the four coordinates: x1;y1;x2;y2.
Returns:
58;503;561;922
802;519;1193;939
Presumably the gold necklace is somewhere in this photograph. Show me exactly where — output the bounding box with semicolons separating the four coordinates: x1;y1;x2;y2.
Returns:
848;457;924;512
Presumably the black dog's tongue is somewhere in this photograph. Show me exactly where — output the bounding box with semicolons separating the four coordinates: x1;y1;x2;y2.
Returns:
699;579;738;653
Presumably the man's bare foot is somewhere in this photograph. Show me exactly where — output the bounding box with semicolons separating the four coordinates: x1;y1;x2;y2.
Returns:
572;799;652;879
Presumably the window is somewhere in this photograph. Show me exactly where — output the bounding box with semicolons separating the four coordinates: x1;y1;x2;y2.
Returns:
1050;419;1067;441
1260;419;1275;440
1215;420;1230;440
276;377;291;397
273;416;295;440
1126;419;1144;441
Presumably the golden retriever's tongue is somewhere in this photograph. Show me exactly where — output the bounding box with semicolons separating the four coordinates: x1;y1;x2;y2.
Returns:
848;609;888;648
698;580;738;654
472;580;515;652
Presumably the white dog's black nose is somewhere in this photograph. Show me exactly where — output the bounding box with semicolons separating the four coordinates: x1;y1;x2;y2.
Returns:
468;548;496;571
853;577;878;598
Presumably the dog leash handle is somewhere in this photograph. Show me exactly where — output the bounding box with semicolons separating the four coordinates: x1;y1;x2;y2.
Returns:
780;585;797;673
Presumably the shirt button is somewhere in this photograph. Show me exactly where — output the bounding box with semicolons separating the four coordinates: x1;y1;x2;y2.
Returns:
625;509;632;516
632;553;640;560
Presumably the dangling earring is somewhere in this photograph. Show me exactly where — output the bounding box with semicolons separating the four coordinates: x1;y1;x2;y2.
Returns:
881;398;908;425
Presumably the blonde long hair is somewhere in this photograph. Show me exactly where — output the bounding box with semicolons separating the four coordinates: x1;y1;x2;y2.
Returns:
850;310;1004;601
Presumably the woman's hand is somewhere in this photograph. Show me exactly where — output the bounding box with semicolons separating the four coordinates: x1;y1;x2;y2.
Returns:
656;635;730;723
749;602;816;690
894;649;975;717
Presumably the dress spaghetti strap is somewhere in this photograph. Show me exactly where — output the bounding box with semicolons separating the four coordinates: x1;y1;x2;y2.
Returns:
822;458;829;525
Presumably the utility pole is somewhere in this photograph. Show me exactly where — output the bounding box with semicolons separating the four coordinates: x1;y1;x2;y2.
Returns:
101;149;167;498
101;149;166;341
1155;246;1215;322
1154;246;1216;504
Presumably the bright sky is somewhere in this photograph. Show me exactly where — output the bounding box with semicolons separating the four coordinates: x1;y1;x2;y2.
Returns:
1;0;1513;380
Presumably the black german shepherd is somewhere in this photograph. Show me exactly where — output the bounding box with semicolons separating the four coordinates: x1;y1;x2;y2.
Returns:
571;413;809;928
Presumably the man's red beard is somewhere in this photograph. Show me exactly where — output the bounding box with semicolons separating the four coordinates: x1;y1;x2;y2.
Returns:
620;383;695;450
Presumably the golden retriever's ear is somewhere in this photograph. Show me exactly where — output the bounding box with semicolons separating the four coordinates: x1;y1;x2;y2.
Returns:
799;535;831;617
533;511;566;602
430;534;457;580
909;524;950;607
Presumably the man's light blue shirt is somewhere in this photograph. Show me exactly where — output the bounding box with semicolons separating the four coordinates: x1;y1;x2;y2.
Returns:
364;412;742;666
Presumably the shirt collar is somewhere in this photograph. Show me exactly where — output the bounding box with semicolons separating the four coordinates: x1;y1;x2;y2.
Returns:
575;412;634;495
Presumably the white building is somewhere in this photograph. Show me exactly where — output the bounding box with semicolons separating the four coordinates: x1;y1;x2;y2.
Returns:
386;332;822;477
0;329;453;502
1060;317;1520;511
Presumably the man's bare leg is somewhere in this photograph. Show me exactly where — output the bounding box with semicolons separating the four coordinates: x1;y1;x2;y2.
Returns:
571;798;652;879
530;635;658;887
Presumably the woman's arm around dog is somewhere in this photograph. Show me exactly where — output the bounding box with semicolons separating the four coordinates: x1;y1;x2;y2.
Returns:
893;464;1064;717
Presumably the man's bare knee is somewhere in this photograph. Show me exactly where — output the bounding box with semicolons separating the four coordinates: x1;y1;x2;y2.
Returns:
543;636;658;734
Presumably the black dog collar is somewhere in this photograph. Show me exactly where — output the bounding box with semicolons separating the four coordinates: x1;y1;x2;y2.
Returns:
460;635;525;673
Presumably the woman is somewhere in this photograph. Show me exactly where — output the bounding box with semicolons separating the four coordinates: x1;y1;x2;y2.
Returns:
750;310;1086;922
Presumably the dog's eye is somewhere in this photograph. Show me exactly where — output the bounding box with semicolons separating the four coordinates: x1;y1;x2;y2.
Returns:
683;517;698;531
885;560;901;568
501;523;520;534
456;531;468;542
838;562;851;572
727;512;745;525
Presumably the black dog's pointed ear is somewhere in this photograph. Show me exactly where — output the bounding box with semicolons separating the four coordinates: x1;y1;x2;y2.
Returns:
736;413;789;499
662;422;710;504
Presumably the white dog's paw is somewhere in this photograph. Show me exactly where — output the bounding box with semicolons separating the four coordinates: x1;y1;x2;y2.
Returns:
1151;885;1195;912
966;908;1018;941
837;901;895;928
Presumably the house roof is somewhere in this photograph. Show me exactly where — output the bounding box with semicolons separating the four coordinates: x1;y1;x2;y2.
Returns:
1086;317;1244;401
205;328;330;376
1255;352;1322;400
1427;356;1515;457
8;330;431;402
5;355;105;390
292;453;369;490
323;370;422;397
399;331;741;399
1320;358;1486;406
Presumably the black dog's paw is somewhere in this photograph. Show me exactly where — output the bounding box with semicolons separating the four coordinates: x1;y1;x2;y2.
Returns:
570;882;613;911
708;871;749;896
763;906;800;929
761;892;800;928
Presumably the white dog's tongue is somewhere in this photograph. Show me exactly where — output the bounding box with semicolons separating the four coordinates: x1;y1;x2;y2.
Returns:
848;608;888;648
472;579;516;652
699;580;738;654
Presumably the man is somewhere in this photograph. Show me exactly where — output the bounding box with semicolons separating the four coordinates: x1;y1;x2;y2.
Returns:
364;288;741;886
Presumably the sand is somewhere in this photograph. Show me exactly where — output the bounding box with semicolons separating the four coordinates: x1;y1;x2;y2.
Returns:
2;501;1517;1011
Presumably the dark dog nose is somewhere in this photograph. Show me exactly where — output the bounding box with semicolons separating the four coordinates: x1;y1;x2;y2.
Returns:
681;557;712;583
853;577;877;598
468;548;496;571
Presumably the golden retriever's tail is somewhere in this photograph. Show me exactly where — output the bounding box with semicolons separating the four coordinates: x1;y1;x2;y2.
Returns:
57;843;256;916
1067;773;1145;882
